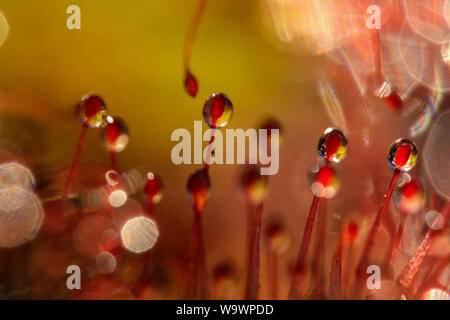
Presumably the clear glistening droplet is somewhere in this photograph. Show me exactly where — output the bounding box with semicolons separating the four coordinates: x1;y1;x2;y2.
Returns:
317;128;348;163
203;93;233;128
76;94;107;128
388;138;418;171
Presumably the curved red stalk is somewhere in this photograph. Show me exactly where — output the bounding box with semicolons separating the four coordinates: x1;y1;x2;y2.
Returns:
183;0;207;69
355;168;400;296
186;209;209;299
310;200;327;298
183;0;208;96
289;195;320;298
59;125;88;217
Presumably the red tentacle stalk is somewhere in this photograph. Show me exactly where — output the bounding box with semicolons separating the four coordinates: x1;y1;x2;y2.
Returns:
245;203;263;299
355;168;400;296
289;195;320;298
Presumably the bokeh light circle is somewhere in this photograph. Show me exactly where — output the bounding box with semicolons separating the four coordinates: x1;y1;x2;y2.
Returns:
96;251;117;274
404;0;450;44
120;216;159;254
108;189;128;208
0;162;35;191
0;11;9;47
422;288;450;300
424;110;450;200
0;187;43;248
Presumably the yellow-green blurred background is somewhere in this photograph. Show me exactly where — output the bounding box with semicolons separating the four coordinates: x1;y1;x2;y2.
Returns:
0;1;406;299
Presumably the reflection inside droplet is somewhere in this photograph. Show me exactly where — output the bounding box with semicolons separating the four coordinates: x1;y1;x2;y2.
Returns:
424;110;450;200
425;210;444;230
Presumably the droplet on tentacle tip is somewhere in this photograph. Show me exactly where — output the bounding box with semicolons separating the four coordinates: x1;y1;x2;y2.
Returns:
76;94;107;128
394;178;424;214
184;71;198;97
241;166;268;206
265;216;290;254
213;262;237;299
317;128;348;163
259;117;283;143
187;168;210;213
102;116;129;152
203;93;233;128
387;138;418;171
310;164;340;199
145;172;163;205
344;221;358;244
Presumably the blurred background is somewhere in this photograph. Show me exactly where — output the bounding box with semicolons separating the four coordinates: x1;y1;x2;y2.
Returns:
0;0;448;299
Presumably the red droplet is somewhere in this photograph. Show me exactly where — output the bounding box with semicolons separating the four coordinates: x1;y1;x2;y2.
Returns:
210;96;226;127
316;165;334;187
213;262;235;283
384;91;403;111
325;131;342;158
265;221;283;240
260;118;282;142
105;121;121;144
187;169;210;213
347;221;358;240
184;71;198;97
401;180;419;199
84;95;105;119
395;143;411;168
145;173;163;205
